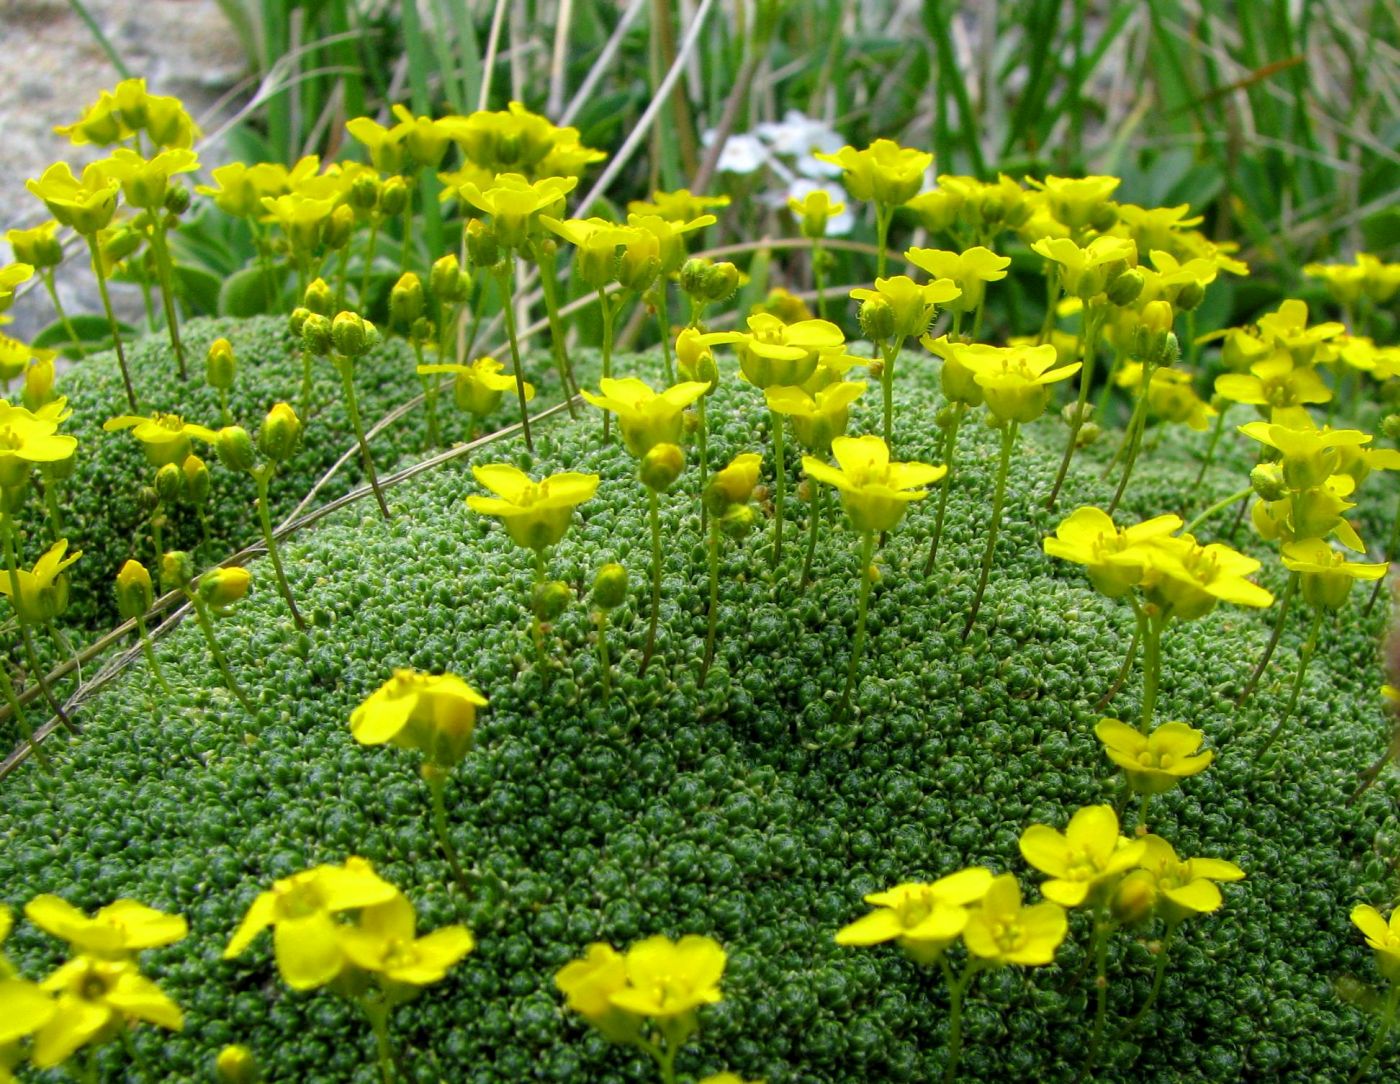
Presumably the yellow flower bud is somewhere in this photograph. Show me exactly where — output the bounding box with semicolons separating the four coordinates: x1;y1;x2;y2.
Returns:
303;278;334;317
1111;870;1158;925
430;254;471;303
258;403;301;463
215;1044;261;1084
532;579;572;622
115;558;154;620
639;442;685;492
332;311;378;357
22;357;55;412
182;453;211;504
302;313;332;356
389;272;425;333
323;204;355;250
215;426;256;474
198;567;252;611
206;338;237;391
591;563;629;610
155;462;183;504
465;219;499;268
379;175;409;216
161;550;194;590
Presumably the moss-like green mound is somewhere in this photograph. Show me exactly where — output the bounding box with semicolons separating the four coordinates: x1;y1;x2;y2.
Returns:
1;342;1397;1082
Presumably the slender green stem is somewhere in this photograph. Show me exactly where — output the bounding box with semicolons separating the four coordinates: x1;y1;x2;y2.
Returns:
531;548;547;669
360;217;381;303
1193;404;1230;488
1106;361;1157;513
924;403;964;576
1183;485;1254;538
1140;611;1164;732
597;609;613;703
640;487;664;675
770;409;787;568
814;240;828;321
255;472;306;630
189;594;254;714
1079;908;1114;1083
1097;604;1145;711
874;203;892;281
1350;981;1400;1084
1238;571;1299;706
943;957;980;1084
535;246;579;415
299;347;315;419
839;531;877;720
1259;604;1325;757
1365;492;1400;616
1120;922;1179;1035
413;341;441;448
359;996;398;1084
801;479;824;588
1138;789;1152;830
425;770;474;899
40;271;85;359
697;397;710;532
656;282;675;384
334;244;350;310
148;222;188;380
598;287;617;444
135;615;173;696
1;514;75;732
87;236;137;410
0;663;49;769
1045;308;1103;511
963;422;1018;640
701;518;721;687
151;504;166;573
880;336;905;449
401;195;414;272
1036;267;1060;345
40;470;65;542
497;267;535;455
338;359;392;519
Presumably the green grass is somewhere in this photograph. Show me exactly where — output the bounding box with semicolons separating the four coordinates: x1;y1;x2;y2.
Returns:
1;332;1397;1081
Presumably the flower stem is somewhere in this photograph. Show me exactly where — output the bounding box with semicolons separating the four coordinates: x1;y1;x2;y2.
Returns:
425;769;475;899
1140;611;1165;732
1097;602;1145;711
874;203;892;281
801;478;824;588
535;244;579;415
1078;908;1114;1082
531;548;548;669
254;471;306;630
1106;360;1157;513
360;217;380;303
839;530;877;720
40;270;85;359
924;402;964;576
359;995;398;1084
1238;571;1299;706
640;487;664;676
1365;491;1400;616
1193;404;1230;488
963;421;1018;641
337;358;392;519
0;663;49;769
1045;308;1103;511
148;221;188;380
40;469;65;542
942;957;980;1084
1350;981;1400;1084
598;287;618;444
135;614;173;696
814;240;828;321
189;594;255;714
880;336;904;449
655;281;675;385
0;514;75;733
87;236;138;411
1259;603;1325;757
497;267;535;455
299;346;315;419
701;517;721;687
697;397;710;533
1183;484;1254;538
770;409;787;568
1120;922;1179;1034
597;608;613;703
413;341;441;448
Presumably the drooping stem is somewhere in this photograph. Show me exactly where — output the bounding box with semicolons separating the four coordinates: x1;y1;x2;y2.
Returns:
700;517;721;687
337;358;392;518
1350;980;1400;1084
1259;603;1325;757
87;236;138;410
963;421;1018;640
496;267;535;455
1120;921;1179;1034
770;409;787;568
189;593;255;714
40;270;85;359
425;769;474;899
1238;571;1299;706
1045;307;1103;510
800;478;824;588
535;245;579;415
148;221;188;380
134;614;173;697
924;402;965;576
255;471;306;630
839;530;877;720
640;487;664;675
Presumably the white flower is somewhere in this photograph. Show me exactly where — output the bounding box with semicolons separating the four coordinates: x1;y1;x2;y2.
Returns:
755;110;845;178
786;178;855;236
707;132;771;175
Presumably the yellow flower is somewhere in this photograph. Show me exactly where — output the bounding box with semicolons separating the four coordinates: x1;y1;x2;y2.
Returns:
1094;719;1214;795
813;140;932;206
1019;804;1147;907
1030;235;1138;299
32;955;182;1068
104;412;217;468
444;102;563;175
706;452;763;508
1114;364;1215;430
850;275;961;340
627;213;716;275
1256;298;1344;365
348;105;454;172
53;88;130;145
338;891;473;985
349;669;488;768
953;341;1081;423
466;463;600;550
962;873;1067;966
1357;253;1400;303
834;868;993;965
0;971;55;1056
609;934;726;1019
802;434;944;534
99;147;199;210
223;857;399;991
555;942;643;1043
0;265;33;319
722;313;846;390
0;399;80;486
0;540;80;620
787;189;844;239
196;162;291;218
6;221;62;270
1137;533;1274;620
628;189;730;222
904;246;1010;314
1131;835;1244;922
458;174;578;249
259;192;337;257
580;377;709;458
765;380;866;454
1114;202;1205;256
24;896;186;960
1281;538;1387;610
418;356;535;418
539;216;647;289
1027;174;1121;230
1239;419;1372;491
1353;904;1400;982
1214;351;1331;412
1042;506;1183;598
25;162;119;236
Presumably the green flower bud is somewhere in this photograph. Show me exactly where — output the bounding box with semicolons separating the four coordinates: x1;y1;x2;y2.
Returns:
215;425;257;474
288;307;312;340
102;226;144;265
719;503;757;540
215;1044;262;1084
617;234;661;293
1090;204;1119;232
389;272;425;332
9;229;63;269
1175;281;1206;312
161;550;195;591
1076;420;1101;447
304;309;334;353
1106;268;1145;307
115;559;154;621
198;567;252;611
303;278;335;317
591;563;629;610
639;442;685;492
465;219;499;269
679;258;714;300
182;453;211;504
532;579;572;622
155;462;183;504
431;254;471;303
379;176;410;216
859;296;896;343
163;184;191;216
1111;870;1158;925
705;261;741;302
332;311;378;357
1250;462;1288;502
1383;414;1400;442
206;337;237;391
1061;400;1094;427
258;403;301;462
350;175;380;214
323;204;355;250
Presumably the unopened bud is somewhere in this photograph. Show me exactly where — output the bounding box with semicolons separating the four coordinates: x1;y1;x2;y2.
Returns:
1076;421;1101;447
389;272;425;332
591;563;629;610
215;426;256;474
182;453;211;504
532;579;571;622
379;176;409;216
704;261;740;302
163;184;191;216
258;403;301;462
324;204;355;250
859;296;896;343
332;311;378;357
302;313;332;356
155;462;183;504
1383;414;1400;442
206;337;237;391
115;559;154;620
161;550;195;591
1111;870;1158;925
288;307;311;340
719;503;757;540
465;219;499;269
198;567;252;611
431;254;470;303
1141;300;1174;334
1061;401;1094;427
350;175;380;214
680;258;711;299
215;1044;261;1084
639;442;685;491
22;358;54;411
1090;204;1119;232
1106;268;1145;307
303;278;335;316
1175;281;1206;312
1250;462;1288;502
